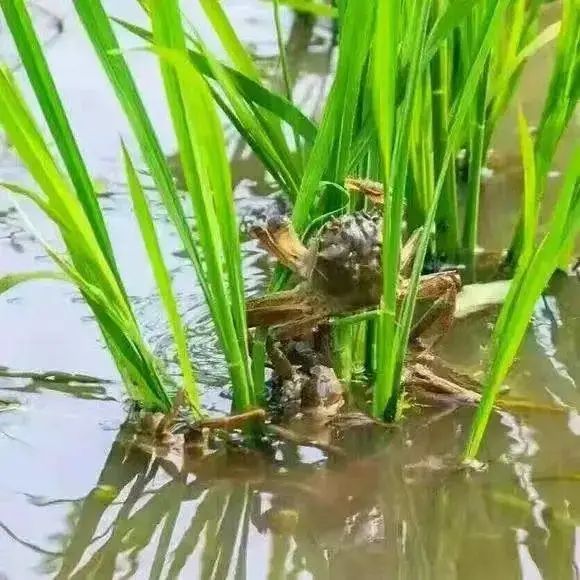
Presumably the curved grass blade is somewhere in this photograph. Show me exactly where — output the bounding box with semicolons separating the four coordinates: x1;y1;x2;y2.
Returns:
0;271;68;295
122;144;201;415
111;17;317;144
464;147;580;459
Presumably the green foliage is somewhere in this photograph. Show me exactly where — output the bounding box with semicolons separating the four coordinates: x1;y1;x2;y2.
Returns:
0;0;576;454
464;145;579;459
75;0;257;411
373;0;511;419
0;61;172;411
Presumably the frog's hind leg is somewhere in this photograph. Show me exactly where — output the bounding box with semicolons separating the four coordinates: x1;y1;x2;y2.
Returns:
246;288;330;338
345;177;385;206
409;272;461;346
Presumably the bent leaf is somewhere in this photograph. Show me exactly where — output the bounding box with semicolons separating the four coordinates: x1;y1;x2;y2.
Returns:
0;271;68;295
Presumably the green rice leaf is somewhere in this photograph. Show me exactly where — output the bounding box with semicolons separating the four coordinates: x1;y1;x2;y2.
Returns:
112;17;317;144
514;21;561;68
122;144;201;415
517;107;537;261
0;271;68;295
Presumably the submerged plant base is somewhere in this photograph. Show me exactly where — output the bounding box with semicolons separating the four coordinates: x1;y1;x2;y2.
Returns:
125;338;490;474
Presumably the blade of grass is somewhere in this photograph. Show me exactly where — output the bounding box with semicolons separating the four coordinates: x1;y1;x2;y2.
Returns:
425;0;483;61
508;0;579;263
517;107;537;262
198;0;261;80
0;271;68;295
122;144;200;414
464;147;580;459
10;199;172;409
196;0;300;196
461;56;490;255
430;0;460;259
270;0;303;166
0;0;121;284
74;0;214;299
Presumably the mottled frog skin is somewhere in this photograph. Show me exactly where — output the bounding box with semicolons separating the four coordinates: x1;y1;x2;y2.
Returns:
309;212;383;310
267;339;344;420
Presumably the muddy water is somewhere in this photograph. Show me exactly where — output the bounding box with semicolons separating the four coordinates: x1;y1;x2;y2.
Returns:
0;1;579;578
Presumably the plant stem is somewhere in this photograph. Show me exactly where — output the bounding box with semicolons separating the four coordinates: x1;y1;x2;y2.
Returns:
462;57;490;257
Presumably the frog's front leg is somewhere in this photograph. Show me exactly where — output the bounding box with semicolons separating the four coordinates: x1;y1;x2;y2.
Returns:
265;336;295;381
249;215;310;277
409;271;462;346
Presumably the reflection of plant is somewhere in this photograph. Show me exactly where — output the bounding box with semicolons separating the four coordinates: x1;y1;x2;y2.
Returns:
0;412;573;578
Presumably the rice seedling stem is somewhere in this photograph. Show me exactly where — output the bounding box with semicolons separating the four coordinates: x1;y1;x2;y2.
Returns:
430;0;460;259
462;57;490;255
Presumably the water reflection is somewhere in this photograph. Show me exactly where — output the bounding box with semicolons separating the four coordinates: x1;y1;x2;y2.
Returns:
1;404;576;579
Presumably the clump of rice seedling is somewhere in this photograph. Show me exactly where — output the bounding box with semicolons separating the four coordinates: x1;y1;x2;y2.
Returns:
464;122;579;460
0;0;266;415
0;61;176;412
1;0;576;456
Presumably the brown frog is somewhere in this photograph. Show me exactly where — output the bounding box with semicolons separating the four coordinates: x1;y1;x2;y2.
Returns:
245;178;487;411
246;207;460;339
267;338;344;420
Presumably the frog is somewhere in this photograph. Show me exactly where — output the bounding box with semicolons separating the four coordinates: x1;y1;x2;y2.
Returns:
266;337;344;420
245;177;480;411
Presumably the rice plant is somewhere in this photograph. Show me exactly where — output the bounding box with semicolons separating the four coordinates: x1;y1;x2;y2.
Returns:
373;0;512;420
464;138;579;460
0;0;261;414
0;0;175;413
1;0;576;456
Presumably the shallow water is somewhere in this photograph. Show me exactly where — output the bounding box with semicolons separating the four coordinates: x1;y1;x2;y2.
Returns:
0;1;579;578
